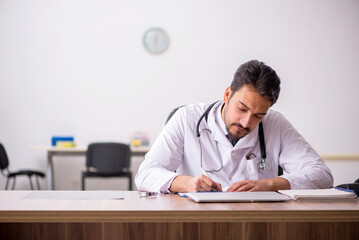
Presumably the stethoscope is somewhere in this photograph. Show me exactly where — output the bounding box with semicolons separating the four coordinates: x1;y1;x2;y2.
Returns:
196;101;270;173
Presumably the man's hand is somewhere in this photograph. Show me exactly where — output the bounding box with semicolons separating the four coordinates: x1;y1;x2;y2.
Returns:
227;177;290;192
169;175;222;193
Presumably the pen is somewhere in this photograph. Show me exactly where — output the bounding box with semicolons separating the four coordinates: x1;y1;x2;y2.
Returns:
334;187;358;195
210;188;222;192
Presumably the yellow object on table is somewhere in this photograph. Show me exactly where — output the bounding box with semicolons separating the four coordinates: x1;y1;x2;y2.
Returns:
56;141;77;148
131;139;141;147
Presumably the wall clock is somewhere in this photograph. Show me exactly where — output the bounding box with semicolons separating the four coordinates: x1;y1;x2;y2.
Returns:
143;28;169;54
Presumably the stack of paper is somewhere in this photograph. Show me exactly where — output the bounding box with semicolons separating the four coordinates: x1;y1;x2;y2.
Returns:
278;188;357;200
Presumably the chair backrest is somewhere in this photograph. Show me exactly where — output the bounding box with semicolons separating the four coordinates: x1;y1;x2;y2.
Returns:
86;143;131;173
0;143;9;171
165;106;184;125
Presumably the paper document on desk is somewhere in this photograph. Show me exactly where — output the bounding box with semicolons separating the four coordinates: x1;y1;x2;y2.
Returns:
278;188;357;200
24;191;125;200
182;191;291;203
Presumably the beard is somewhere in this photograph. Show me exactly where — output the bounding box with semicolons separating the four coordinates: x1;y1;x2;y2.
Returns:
225;123;250;140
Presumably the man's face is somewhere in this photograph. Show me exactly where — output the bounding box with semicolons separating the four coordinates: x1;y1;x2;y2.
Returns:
221;85;271;140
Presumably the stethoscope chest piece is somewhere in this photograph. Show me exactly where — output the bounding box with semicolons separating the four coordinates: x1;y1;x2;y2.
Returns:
258;158;271;172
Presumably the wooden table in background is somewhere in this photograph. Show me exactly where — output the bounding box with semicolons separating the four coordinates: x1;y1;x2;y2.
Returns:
0;191;358;240
31;146;150;190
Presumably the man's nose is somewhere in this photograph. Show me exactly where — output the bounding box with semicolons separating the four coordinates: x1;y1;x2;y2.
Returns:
240;114;252;128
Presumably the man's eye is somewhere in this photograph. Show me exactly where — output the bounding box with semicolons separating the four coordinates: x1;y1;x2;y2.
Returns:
255;115;263;119
238;108;246;112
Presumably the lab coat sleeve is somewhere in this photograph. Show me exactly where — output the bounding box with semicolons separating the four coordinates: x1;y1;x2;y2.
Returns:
277;115;334;189
135;108;187;193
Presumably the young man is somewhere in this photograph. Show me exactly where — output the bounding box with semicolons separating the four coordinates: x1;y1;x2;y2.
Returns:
135;60;333;193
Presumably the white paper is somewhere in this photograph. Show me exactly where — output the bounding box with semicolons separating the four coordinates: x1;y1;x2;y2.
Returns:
278;188;356;199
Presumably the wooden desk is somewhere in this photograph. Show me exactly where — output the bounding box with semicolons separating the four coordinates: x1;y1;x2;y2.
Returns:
31;146;150;190
0;191;358;240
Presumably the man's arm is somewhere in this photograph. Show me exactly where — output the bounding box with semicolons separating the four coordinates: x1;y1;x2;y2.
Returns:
226;177;290;192
273;114;333;189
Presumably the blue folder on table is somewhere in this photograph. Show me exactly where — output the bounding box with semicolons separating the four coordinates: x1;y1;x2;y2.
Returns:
51;136;74;146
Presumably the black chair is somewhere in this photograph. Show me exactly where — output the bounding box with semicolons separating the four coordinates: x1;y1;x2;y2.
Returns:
0;143;45;190
166;106;284;176
82;142;132;190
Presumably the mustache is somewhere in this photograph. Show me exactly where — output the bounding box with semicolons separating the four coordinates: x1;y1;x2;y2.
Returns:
230;123;250;132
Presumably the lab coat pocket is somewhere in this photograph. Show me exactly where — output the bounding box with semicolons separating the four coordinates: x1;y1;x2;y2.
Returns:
246;157;272;180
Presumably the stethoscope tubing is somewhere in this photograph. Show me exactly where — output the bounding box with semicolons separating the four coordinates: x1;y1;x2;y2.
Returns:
196;101;270;173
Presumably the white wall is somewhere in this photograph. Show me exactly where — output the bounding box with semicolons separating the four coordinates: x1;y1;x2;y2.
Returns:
0;0;358;190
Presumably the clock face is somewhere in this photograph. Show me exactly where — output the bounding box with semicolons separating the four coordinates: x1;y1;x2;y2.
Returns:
143;28;169;54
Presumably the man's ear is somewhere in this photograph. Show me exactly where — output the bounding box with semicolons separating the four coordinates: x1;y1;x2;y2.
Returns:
223;87;232;103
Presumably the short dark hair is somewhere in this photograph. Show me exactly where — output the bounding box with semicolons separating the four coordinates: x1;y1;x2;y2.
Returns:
230;60;281;105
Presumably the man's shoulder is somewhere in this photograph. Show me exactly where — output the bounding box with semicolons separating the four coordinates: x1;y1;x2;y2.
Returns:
263;109;287;127
264;109;295;133
166;103;209;127
182;102;207;110
178;103;209;118
266;109;285;119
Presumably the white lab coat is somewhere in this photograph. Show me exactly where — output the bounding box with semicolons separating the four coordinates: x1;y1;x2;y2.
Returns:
135;101;333;193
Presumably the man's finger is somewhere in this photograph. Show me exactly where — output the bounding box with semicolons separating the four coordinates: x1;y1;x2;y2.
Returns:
227;182;243;192
200;175;222;192
235;184;253;192
213;182;223;192
198;183;212;192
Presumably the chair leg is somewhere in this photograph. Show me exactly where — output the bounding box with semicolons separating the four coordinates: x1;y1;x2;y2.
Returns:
81;174;85;191
28;176;34;190
35;176;41;190
5;177;10;190
129;175;132;190
12;177;16;190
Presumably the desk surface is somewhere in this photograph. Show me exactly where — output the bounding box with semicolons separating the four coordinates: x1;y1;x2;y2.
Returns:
1;191;359;223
